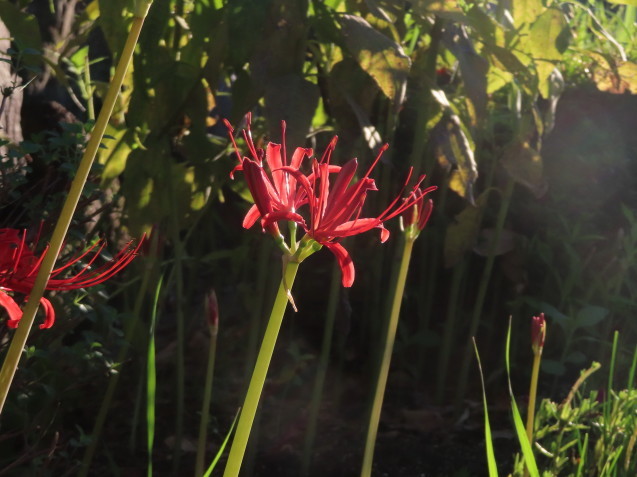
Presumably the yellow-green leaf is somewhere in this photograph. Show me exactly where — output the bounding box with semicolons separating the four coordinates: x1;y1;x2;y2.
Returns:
501;141;547;198
528;8;568;98
444;191;490;268
338;14;410;104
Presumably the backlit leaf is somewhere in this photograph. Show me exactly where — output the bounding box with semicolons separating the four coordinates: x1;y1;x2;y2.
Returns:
431;115;478;204
511;0;545;32
444;190;490;268
528;8;568;98
501;141;547;198
338;14;410;104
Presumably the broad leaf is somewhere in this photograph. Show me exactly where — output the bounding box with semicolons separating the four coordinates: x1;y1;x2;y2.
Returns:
431;115;478;203
576;306;609;328
0;2;42;58
444;191;490;267
501;141;547;198
443;25;489;121
528;8;568;98
338;14;410;105
511;0;545;32
264;74;320;149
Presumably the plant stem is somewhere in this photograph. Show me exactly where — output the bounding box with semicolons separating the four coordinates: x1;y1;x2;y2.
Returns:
301;262;340;477
171;216;186;475
455;176;515;411
79;233;159;476
195;321;219;476
435;259;466;403
222;260;300;477
361;238;415;477
525;350;542;445
0;3;152;415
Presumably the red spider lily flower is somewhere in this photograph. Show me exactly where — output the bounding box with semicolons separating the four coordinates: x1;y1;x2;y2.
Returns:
401;188;435;238
0;228;143;329
269;139;437;287
531;313;546;355
225;114;313;236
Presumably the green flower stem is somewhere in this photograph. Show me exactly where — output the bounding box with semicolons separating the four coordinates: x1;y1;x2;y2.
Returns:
223;260;300;477
361;237;415;477
525;350;542;445
79;236;159;477
196;321;219;477
0;3;152;415
301;262;340;477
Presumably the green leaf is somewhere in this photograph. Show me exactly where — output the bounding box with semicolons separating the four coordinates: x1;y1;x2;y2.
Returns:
501;141;547;198
444;190;490;268
511;0;545;32
431;114;478;203
338;14;410;104
411;0;465;22
473;339;500;477
97;0;132;60
0;2;42;60
202;409;240;477
576;306;609;328
528;8;568;98
505;318;541;477
443;25;488;120
263;74;320;150
541;359;566;376
99;125;133;182
608;0;637;5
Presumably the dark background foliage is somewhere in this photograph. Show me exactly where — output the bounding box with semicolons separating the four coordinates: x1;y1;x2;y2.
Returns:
0;0;636;475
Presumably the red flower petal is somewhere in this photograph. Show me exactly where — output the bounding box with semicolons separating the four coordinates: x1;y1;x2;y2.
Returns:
38;297;55;329
323;242;355;288
243;205;261;229
0;291;22;328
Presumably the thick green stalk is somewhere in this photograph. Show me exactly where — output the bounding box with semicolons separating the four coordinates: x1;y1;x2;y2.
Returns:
0;2;153;415
525;351;542;444
195;322;219;477
243;240;273;388
455;177;515;410
360;238;415;477
301;263;340;477
223;261;300;477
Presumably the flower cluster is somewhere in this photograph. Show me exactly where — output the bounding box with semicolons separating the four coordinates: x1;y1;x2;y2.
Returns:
226;116;436;287
0;229;142;329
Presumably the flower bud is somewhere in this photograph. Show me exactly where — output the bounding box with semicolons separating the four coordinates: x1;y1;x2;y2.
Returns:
531;313;546;355
205;289;219;333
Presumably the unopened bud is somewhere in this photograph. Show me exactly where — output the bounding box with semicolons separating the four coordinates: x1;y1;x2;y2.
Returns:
531;313;546;355
205;290;219;333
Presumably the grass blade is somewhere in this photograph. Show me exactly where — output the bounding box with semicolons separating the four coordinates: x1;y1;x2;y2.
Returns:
147;276;163;477
505;317;540;477
203;409;240;477
473;338;499;477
